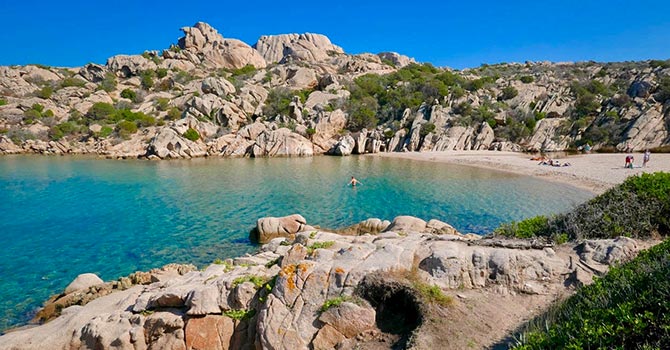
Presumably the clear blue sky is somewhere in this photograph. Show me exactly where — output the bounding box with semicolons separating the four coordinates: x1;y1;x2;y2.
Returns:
1;0;669;69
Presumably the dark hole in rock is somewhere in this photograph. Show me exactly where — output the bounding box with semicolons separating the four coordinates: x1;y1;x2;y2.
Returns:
356;275;422;349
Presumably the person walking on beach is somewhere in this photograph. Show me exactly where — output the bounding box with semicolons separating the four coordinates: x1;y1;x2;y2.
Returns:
643;149;651;167
625;155;634;169
348;176;362;187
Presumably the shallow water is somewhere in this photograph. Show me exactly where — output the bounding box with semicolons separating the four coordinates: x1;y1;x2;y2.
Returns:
0;155;593;330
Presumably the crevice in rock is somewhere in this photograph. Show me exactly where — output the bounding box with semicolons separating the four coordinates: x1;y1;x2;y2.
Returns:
355;274;422;349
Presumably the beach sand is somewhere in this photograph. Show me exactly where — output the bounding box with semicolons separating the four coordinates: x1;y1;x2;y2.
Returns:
373;151;670;194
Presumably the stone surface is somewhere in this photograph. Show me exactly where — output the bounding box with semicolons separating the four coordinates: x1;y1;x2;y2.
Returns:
255;214;312;243
65;273;104;294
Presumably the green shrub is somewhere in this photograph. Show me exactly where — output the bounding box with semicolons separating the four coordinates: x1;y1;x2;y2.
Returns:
98;126;113;138
519;75;534;84
231;64;257;77
166;107;182;120
182;128;200;141
99;72;117;92
87;102;116;120
120;88;137;101
420;122;436;137
32;103;44;113
117;120;138;138
231;275;267;289
156;68;168;79
60;77;86;88
513;239;670;349
499;86;519;101
497;172;670;241
320;296;351;312
223;309;256;320
655;76;670;103
140;70;155;90
49;122;78;140
155;98;169;111
307;241;335;255
36;86;54;99
0;98;6;106
262;87;293;117
306;128;316;137
413;281;453;307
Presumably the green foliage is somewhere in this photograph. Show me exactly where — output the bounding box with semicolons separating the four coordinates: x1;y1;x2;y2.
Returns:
60;77;86;88
99;72;117;92
166;107;182;120
263;87;294;117
495;215;549;239
223;309;256;321
649;59;670;69
140;70;155;90
32;103;44;113
87;102;116;120
306;128;316;137
0;98;6;106
655;76;670;103
412;281;453;307
36;85;54;99
97;126;113;138
497;172;670;241
230;64;257;77
156;68;168;79
346;95;378;132
420;122;436;137
155;98;170;111
182;128;200;141
320;296;351;312
49;121;79;140
232;275;267;289
116;120;138;138
306;241;335;255
499;86;519;101
519;75;534;83
120;88;137;101
513;239;670;349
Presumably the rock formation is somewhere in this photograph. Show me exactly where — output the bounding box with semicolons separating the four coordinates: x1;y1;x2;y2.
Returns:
0;215;646;349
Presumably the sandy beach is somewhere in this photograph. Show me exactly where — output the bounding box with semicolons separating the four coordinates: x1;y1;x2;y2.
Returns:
373;151;670;194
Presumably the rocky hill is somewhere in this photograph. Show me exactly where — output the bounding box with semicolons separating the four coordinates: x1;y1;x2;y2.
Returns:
0;22;669;158
0;214;645;349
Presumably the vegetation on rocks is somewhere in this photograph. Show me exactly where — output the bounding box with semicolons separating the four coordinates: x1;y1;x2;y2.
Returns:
513;239;670;349
496;172;670;241
182;127;200;141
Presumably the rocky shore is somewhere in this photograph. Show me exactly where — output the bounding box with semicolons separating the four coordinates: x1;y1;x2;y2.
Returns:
0;214;650;349
2;22;669;160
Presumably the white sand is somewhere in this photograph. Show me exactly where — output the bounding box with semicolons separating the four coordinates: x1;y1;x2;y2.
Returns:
372;151;670;194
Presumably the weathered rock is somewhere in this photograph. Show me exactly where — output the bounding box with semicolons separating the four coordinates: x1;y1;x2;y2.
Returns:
79;63;107;83
377;52;416;68
254;214;313;243
384;216;427;233
251;128;314;157
177;22;266;70
331;135;355;156
185;315;235;350
254;33;344;63
318;302;376;338
64;273;104;294
146;128;207;159
201;77;236;97
107;54;158;77
357;218;391;234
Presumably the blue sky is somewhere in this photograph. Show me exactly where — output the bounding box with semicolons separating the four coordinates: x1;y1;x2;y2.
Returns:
1;0;669;69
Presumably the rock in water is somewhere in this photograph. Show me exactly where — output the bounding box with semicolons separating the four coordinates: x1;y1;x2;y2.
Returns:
254;214;315;243
64;273;104;294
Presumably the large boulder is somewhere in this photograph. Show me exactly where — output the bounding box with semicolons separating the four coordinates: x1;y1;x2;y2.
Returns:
106;55;158;77
254;33;344;63
254;214;314;243
377;52;416;68
251;128;314;157
331;135;355;156
145;128;207;159
177;22;266;70
384;216;427;233
64;273;104;294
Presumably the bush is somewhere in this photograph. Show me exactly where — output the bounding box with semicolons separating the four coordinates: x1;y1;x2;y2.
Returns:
262;87;293;118
140;70;155;90
99;72;117;92
166;107;182;120
519;75;534;83
116;120;138;138
36;86;54;99
513;239;670;349
155;98;169;111
87;102;116;120
655;76;670;103
120;88;137;101
156;68;168;79
0;98;6;106
49;122;78;140
496;172;670;241
420;122;436;137
499;86;519;101
182;128;200;141
98;126;113;138
60;77;86;88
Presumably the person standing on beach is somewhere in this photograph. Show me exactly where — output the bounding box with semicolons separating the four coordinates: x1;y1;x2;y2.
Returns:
625;155;634;169
643;149;651;167
348;176;362;187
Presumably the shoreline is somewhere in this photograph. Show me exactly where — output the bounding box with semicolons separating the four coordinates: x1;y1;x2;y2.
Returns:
370;151;670;195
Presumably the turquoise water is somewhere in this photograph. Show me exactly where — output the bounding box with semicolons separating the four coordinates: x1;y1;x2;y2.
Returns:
0;155;593;330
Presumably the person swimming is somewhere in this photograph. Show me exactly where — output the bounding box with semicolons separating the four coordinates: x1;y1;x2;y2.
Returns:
348;176;362;187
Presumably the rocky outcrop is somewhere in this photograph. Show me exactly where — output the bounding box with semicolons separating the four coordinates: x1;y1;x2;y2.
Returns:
106;55;158;77
0;215;647;350
378;52;416;68
145;128;207;159
253;214;315;243
64;273;104;294
254;33;344;63
175;22;266;70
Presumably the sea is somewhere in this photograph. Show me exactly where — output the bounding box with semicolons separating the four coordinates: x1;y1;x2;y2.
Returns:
0;154;593;330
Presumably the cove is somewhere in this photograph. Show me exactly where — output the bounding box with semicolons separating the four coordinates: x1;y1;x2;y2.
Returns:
0;155;592;330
